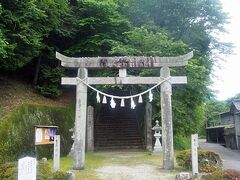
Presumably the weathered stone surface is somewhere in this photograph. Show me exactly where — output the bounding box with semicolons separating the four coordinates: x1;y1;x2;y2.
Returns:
87;106;94;151
73;68;88;170
191;134;199;177
175;172;191;180
145;103;153;151
160;66;174;170
62;76;187;85
18;157;37;180
56;51;193;69
53;135;60;172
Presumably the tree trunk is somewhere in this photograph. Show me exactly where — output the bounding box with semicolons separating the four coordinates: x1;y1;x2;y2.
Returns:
33;56;41;85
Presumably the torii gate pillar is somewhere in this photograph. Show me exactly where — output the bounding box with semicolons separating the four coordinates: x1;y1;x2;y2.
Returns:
161;66;174;169
74;68;88;170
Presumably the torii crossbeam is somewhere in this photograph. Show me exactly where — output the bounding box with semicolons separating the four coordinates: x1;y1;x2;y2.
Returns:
56;51;193;170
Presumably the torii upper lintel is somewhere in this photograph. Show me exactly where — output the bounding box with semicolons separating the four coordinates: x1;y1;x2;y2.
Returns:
56;51;193;69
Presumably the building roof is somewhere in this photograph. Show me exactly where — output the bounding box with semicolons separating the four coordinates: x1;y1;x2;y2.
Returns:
232;99;240;111
206;125;225;129
34;125;58;128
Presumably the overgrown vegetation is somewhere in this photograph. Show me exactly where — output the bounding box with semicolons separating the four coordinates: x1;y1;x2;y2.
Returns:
176;149;222;173
202;169;240;180
0;104;74;163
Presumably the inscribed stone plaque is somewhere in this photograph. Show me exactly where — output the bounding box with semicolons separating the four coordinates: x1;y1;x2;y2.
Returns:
191;134;198;177
54;135;60;172
18;156;36;180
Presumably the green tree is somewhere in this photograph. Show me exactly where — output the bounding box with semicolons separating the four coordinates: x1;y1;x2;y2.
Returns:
63;0;131;57
205;99;228;127
0;0;69;71
117;0;228;54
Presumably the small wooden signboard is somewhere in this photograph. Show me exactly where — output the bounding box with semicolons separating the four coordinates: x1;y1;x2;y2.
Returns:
34;125;58;145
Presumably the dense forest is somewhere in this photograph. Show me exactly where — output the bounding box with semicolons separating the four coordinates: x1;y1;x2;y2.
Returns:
0;0;236;159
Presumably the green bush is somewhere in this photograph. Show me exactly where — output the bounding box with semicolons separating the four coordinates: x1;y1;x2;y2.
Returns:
53;171;70;180
202;169;240;180
176;149;222;173
0;162;17;180
37;160;53;180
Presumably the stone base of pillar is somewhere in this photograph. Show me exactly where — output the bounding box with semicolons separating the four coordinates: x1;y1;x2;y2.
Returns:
153;145;162;154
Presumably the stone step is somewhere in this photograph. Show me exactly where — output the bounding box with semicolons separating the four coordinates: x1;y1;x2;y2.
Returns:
95;131;139;135
95;141;143;146
95;144;143;147
95;106;143;150
96;120;136;123
95;140;143;144
95;123;137;126
95;136;142;140
95;128;138;132
95;145;144;150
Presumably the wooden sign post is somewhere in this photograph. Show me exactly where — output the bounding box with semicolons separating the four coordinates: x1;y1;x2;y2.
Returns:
34;125;60;171
57;51;193;170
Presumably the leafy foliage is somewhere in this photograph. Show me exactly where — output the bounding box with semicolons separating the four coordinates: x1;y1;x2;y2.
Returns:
173;135;191;150
118;0;228;53
202;169;240;180
205;99;228;127
0;162;17;180
0;0;69;70
176;149;222;173
36;65;65;98
64;0;130;56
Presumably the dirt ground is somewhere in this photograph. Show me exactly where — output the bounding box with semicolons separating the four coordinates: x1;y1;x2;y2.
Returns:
96;164;177;180
93;151;179;180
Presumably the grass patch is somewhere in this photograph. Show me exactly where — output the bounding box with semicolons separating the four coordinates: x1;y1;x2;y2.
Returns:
48;152;107;179
47;151;181;179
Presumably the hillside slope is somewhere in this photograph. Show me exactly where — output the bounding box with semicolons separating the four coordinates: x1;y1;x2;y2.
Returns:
0;76;73;119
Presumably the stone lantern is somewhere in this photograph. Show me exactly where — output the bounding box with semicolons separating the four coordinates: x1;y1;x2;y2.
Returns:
152;120;162;154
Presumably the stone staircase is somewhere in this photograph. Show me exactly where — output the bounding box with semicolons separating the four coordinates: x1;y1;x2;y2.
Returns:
94;106;144;150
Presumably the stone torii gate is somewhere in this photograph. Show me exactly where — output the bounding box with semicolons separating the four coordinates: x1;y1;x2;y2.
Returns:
56;51;193;170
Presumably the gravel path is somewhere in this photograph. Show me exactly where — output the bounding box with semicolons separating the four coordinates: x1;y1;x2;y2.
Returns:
95;152;178;180
96;164;175;180
199;141;240;170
